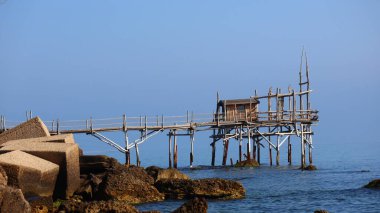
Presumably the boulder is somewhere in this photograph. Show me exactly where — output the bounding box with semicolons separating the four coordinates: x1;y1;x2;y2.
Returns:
303;165;317;171
80;155;121;175
364;179;380;189
0;117;50;144
155;178;245;200
0;142;80;199
235;159;259;167
0;150;59;197
0;185;31;213
75;173;103;201
146;166;190;182
28;196;53;213
0;166;7;186
314;210;329;213
95;166;164;204
1;134;75;146
172;197;208;213
59;199;139;213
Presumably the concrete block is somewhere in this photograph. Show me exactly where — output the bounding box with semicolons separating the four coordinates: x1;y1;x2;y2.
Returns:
0;117;50;144
0;142;80;199
0;150;59;197
1;134;75;147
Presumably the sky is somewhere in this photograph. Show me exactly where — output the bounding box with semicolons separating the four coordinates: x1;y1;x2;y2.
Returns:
0;1;379;167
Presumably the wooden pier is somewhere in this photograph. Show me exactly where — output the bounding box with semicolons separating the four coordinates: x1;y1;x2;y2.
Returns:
0;53;318;169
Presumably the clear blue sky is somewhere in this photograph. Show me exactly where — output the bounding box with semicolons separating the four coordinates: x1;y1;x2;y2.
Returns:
1;1;379;166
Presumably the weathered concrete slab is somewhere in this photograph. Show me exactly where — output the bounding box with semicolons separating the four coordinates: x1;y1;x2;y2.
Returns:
1;134;75;147
0;117;50;144
0;150;59;197
0;142;80;199
0;166;7;186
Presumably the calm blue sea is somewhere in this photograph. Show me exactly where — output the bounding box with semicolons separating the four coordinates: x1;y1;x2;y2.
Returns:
136;165;380;213
134;155;380;213
76;131;380;213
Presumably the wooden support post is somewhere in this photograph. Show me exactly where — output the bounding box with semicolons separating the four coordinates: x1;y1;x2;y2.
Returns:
124;131;130;166
292;90;296;121
173;130;178;169
253;137;257;161
239;127;242;162
300;124;305;169
247;127;251;160
168;132;172;168
268;88;272;121
288;136;292;165
276;135;280;166
211;129;216;166
222;134;229;166
190;130;194;168
57;119;60;135
269;143;273;166
309;144;312;165
299;50;304;118
230;158;233;167
135;143;140;167
308;125;313;164
257;138;261;165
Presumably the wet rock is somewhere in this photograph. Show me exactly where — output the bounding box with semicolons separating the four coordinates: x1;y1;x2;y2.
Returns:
0;165;8;186
364;179;380;189
155;178;245;200
32;205;48;213
94;166;164;204
59;199;139;213
80;155;121;175
235;159;259;167
0;185;31;213
76;173;103;200
141;211;161;213
172;197;208;213
28;196;53;213
314;210;329;213
146;166;190;182
303;165;317;171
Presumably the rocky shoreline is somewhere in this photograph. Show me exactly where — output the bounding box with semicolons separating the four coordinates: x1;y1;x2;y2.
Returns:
0;117;245;212
60;156;245;212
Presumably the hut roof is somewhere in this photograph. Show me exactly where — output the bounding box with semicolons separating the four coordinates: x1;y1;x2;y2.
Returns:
222;98;259;105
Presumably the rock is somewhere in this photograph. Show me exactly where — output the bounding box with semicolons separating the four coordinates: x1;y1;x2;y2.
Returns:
28;196;53;213
155;178;245;200
146;166;190;182
141;211;161;213
0;150;59;197
235;159;259;167
75;173;103;201
59;199;139;213
0;165;8;186
85;200;139;213
172;197;208;213
0;142;80;199
314;210;329;213
0;117;50;144
80;155;121;175
303;165;317;171
95;166;164;204
0;185;31;213
364;179;380;189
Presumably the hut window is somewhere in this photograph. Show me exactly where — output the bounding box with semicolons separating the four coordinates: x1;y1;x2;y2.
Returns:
237;105;245;112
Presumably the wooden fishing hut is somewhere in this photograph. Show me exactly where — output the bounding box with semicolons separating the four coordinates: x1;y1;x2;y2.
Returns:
216;98;259;122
